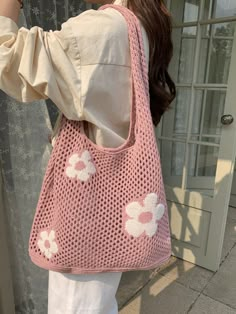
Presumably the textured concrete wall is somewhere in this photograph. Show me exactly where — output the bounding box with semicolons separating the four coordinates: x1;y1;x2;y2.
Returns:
0;166;15;314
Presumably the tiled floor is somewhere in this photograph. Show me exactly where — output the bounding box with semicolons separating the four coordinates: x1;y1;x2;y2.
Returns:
117;207;236;314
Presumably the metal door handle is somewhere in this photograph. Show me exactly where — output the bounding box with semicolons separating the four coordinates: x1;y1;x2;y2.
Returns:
221;115;234;125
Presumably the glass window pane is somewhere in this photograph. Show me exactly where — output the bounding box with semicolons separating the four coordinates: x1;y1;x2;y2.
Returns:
159;140;186;188
173;88;191;136
171;141;186;176
203;90;225;135
161;88;191;138
198;145;219;177
190;90;226;142
204;0;236;19
188;143;219;177
170;27;197;83
170;0;200;23
188;143;198;177
191;90;204;136
186;143;219;196
198;22;236;84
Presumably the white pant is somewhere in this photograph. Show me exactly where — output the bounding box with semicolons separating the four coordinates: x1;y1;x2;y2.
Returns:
48;271;122;314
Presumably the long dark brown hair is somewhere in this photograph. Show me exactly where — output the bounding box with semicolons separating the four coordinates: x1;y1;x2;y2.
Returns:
127;0;176;126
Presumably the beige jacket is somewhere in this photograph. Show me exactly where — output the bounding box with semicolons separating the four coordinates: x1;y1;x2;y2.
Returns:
0;0;149;148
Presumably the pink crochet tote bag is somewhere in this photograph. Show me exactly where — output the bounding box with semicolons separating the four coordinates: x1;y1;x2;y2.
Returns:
28;4;172;274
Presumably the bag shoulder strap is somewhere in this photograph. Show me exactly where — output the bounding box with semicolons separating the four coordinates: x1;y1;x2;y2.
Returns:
99;5;150;139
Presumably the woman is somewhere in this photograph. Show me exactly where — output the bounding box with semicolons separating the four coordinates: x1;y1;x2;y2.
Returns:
0;0;175;313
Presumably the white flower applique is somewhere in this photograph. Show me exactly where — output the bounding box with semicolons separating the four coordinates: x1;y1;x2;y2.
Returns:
124;193;165;238
37;230;59;259
65;150;96;182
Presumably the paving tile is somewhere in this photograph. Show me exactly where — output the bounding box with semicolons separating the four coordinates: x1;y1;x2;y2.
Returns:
221;216;236;262
188;294;236;314
159;256;213;292
117;270;154;309
117;259;172;308
203;245;236;309
119;274;199;314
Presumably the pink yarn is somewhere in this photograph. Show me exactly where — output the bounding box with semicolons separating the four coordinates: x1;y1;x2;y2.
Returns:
28;4;171;274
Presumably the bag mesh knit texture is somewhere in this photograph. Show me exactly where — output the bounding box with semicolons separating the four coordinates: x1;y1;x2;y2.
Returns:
29;5;171;274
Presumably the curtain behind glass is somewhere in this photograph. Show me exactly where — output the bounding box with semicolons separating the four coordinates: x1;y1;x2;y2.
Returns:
0;2;94;313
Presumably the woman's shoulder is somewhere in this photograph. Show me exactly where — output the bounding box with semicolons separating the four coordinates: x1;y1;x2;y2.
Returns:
69;8;128;36
66;8;130;66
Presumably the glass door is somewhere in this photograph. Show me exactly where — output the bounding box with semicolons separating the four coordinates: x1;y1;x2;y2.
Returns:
158;0;236;271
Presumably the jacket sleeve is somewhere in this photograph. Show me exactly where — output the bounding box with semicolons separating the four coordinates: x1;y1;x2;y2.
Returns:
0;16;82;120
